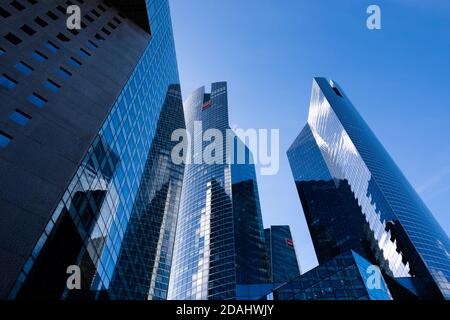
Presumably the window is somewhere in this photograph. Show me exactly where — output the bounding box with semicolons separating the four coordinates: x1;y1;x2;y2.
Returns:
32;50;47;62
56;33;70;42
68;56;82;68
0;48;5;56
0;74;18;89
107;22;116;30
46;10;58;20
10;109;31;126
56;66;72;80
4;32;22;45
27;92;47;108
79;48;91;58
43;79;61;92
15;61;34;75
91;9;100;17
0;6;11;18
21;24;36;36
0;131;13;148
332;86;343;97
101;27;110;35
56;5;65;14
113;17;121;24
97;4;106;12
87;40;98;50
68;29;79;36
80;21;86;28
45;40;59;53
34;17;48;27
10;1;25;11
84;14;93;22
94;33;105;41
66;0;74;5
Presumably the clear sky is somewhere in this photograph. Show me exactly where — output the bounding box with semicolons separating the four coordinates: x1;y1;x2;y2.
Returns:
170;0;450;272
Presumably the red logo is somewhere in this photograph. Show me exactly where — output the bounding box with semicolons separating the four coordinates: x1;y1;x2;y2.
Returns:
202;101;211;110
286;239;294;247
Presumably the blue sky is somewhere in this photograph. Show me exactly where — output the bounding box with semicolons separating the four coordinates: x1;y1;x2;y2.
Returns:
170;0;450;272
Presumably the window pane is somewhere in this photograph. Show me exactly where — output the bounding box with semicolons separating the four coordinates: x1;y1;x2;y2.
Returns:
27;92;47;108
56;67;72;80
10;110;31;126
0;74;18;89
15;61;34;75
0;131;12;148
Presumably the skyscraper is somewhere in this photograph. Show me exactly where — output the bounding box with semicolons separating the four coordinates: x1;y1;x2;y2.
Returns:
0;0;184;299
287;77;450;299
265;225;301;284
168;82;269;300
107;84;185;300
270;250;393;300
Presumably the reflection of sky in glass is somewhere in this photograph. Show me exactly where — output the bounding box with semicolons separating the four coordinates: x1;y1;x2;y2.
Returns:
14;0;182;298
307;79;410;277
299;77;450;298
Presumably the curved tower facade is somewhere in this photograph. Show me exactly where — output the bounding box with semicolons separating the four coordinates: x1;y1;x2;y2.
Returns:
287;77;450;299
168;82;268;300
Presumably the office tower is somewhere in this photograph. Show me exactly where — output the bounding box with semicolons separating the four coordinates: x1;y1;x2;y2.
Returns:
168;82;269;300
107;84;185;300
270;250;392;300
0;0;183;299
287;77;450;299
265;225;301;284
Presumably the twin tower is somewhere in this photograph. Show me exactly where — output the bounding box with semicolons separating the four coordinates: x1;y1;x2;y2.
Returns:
0;0;448;300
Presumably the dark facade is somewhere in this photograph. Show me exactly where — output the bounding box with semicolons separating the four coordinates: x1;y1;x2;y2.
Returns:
168;82;269;300
0;0;184;299
287;77;450;299
265;225;301;283
271;250;392;300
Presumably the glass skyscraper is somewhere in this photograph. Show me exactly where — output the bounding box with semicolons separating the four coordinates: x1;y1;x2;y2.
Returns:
168;82;269;300
270;250;393;300
287;77;450;300
265;225;301;284
0;0;184;300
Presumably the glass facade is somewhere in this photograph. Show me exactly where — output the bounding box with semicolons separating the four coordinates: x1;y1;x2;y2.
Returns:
9;0;183;299
265;225;301;283
271;250;392;300
287;77;450;299
107;84;185;300
168;82;269;300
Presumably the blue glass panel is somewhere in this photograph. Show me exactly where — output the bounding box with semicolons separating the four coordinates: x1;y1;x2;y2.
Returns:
0;74;17;89
45;41;59;53
87;40;98;50
56;67;71;80
27;93;47;108
10;111;31;126
15;61;33;75
79;48;91;58
68;57;82;68
32;51;47;62
43;79;60;92
0;132;12;148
